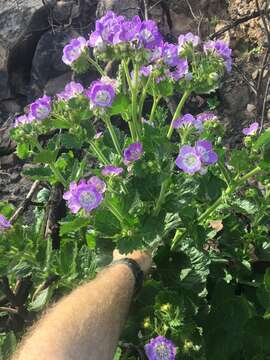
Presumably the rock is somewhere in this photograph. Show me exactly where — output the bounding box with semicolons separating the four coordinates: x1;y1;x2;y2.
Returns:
221;84;250;113
29;29;79;99
96;0;139;18
247;103;256;112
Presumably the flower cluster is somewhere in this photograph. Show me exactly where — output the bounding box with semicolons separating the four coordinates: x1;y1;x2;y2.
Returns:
176;140;218;175
204;40;232;72
63;177;106;213
14;95;51;128
0;214;11;232
173;112;217;132
89;11;162;51
144;335;176;360
57;81;84;101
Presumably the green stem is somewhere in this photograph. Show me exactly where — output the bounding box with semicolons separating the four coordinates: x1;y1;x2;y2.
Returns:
105;200;124;223
87;57;105;76
35;141;67;187
198;166;262;223
131;62;141;139
149;96;161;123
104;117;122;157
138;74;153;121
167;90;191;139
90;141;109;165
153;179;170;216
123;60;139;141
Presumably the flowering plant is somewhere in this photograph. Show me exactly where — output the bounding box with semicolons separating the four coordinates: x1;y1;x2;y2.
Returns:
4;11;270;359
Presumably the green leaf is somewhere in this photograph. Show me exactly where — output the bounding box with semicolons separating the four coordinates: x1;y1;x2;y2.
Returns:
110;94;130;115
50;117;72;129
86;230;96;249
34;150;58;164
231;199;257;215
23;167;53;181
264;268;270;293
254;130;270;150
60;133;82;149
29;288;52;311
60;217;90;236
156;79;174;97
113;347;122;360
16;143;30;159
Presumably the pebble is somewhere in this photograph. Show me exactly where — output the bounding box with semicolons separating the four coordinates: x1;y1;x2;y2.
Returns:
247;103;256;112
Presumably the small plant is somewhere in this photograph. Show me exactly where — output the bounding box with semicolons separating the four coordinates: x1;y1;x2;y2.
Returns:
2;11;270;359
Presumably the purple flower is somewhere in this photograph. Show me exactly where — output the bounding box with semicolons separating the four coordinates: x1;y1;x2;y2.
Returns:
144;336;176;360
85;79;116;108
204;40;232;72
14;114;33;128
196;112;217;122
139;20;163;49
89;11;125;47
123;142;143;165
178;32;200;52
29;95;51;121
57;81;84;101
101;165;124;176
62;37;87;66
195;140;218;165
173;114;203;132
63;178;104;214
162;43;180;67
0;214;11;232
242;122;259;136
140;65;153;77
88;176;107;193
176;145;202;175
113;16;142;44
149;43;164;62
173;114;195;129
170;59;189;81
94;131;103;140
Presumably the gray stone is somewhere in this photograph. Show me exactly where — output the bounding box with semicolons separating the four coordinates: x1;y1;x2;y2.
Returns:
97;0;139;18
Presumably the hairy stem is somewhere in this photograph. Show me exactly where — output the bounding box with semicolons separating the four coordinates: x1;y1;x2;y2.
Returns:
104;117;122;157
149;96;161;123
90;141;109;165
167;90;191;139
35;141;67;187
87;57;105;76
171;165;262;250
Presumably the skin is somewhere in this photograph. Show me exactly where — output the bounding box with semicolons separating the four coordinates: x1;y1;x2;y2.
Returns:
12;250;152;360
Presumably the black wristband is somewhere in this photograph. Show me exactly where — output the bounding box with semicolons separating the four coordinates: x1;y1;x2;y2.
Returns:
111;258;144;295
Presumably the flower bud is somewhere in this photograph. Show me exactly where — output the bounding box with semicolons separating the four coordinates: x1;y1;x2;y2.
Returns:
160;303;171;312
143;317;151;329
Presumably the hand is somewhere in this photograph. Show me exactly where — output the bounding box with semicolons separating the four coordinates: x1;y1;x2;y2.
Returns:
113;249;152;274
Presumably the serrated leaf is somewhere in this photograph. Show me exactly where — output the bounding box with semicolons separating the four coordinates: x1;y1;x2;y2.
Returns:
110;94;130;115
254;130;270;150
60;133;82;149
23;167;53;181
16;143;30;159
34;150;58;164
60;217;90;236
29;288;52;311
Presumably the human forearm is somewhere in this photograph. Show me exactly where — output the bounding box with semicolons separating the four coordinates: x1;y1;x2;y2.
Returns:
13;264;135;360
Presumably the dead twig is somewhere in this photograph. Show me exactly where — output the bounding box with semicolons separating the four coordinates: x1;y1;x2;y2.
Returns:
209;8;270;39
259;74;270;132
233;64;257;95
255;0;270;47
10;180;40;224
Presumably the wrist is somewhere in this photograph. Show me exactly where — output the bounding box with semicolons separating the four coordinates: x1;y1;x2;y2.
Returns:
110;258;144;295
